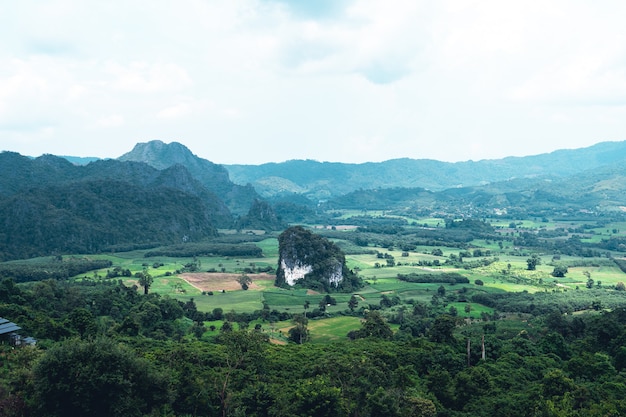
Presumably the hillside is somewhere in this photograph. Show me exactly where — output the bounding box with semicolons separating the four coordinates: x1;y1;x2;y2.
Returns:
0;180;219;260
0;152;229;261
226;140;626;199
119;140;260;215
325;165;626;217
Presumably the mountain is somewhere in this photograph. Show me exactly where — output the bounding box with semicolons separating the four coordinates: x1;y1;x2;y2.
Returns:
59;155;101;165
0;152;230;261
0;152;81;195
119;140;260;215
0;180;218;260
225;140;626;199
323;157;626;218
235;199;286;231
0;152;233;225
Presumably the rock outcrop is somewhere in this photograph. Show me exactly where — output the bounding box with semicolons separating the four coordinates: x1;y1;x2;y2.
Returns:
276;226;362;292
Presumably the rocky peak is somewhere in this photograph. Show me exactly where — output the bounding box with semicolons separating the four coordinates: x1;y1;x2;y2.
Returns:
275;226;346;291
118;140;260;215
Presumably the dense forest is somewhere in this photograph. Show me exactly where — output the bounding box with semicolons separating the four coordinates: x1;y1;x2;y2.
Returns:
2;275;626;416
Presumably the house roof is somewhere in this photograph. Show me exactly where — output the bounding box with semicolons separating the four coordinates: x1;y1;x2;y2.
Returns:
0;318;21;335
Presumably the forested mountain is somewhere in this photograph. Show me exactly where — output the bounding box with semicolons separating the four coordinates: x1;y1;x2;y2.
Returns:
325;164;626;217
0;152;81;195
0;152;229;261
226;140;626;199
119;140;260;215
235;199;286;231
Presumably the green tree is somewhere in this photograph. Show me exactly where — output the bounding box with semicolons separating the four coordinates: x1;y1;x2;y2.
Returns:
551;265;568;277
429;314;458;343
358;310;393;339
367;386;400;417
216;330;267;417
212;307;224;320
136;269;153;295
348;295;359;312
32;338;167;417
437;285;446;297
304;300;310;317
527;254;541;271
427;369;455;408
288;314;309;344
404;396;437;417
464;303;472;315
221;321;233;332
66;307;98;338
455;366;493;408
541;368;575;398
237;274;252;290
288;376;345;417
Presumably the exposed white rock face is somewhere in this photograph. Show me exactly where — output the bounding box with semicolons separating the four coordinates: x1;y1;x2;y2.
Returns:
280;259;313;286
327;263;343;286
279;258;344;287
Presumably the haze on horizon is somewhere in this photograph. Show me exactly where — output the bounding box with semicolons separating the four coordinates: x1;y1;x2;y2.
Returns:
2;1;626;165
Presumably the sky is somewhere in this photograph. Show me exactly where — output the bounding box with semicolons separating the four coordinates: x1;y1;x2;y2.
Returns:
1;0;626;164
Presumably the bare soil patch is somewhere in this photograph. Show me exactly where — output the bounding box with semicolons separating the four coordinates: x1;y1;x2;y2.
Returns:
179;272;274;292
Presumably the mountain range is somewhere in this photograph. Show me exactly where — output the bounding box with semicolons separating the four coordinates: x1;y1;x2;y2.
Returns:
2;139;626;260
225;140;626;199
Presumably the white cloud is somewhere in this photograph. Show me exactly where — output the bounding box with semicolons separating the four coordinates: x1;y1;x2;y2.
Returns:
95;114;124;128
105;61;192;94
1;0;626;163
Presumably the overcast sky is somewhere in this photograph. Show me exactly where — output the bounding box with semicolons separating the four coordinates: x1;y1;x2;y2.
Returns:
2;0;626;164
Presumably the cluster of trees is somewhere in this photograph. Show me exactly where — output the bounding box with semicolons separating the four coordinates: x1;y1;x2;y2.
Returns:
0;257;112;282
0;277;200;341
471;289;626;315
397;272;470;284
144;242;262;258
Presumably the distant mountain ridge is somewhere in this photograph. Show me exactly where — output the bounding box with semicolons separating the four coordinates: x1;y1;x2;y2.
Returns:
225;140;626;199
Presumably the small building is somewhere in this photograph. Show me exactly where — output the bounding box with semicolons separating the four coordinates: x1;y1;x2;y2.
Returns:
0;317;36;346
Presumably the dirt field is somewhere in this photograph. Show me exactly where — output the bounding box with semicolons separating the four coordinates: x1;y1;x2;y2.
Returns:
179;272;274;292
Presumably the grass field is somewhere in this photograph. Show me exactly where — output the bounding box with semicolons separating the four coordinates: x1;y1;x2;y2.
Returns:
306;316;363;343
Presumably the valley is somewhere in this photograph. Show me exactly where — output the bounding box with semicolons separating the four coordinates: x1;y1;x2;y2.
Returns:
3;141;626;416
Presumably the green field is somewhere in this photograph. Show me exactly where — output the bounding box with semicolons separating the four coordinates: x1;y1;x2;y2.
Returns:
57;218;626;342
